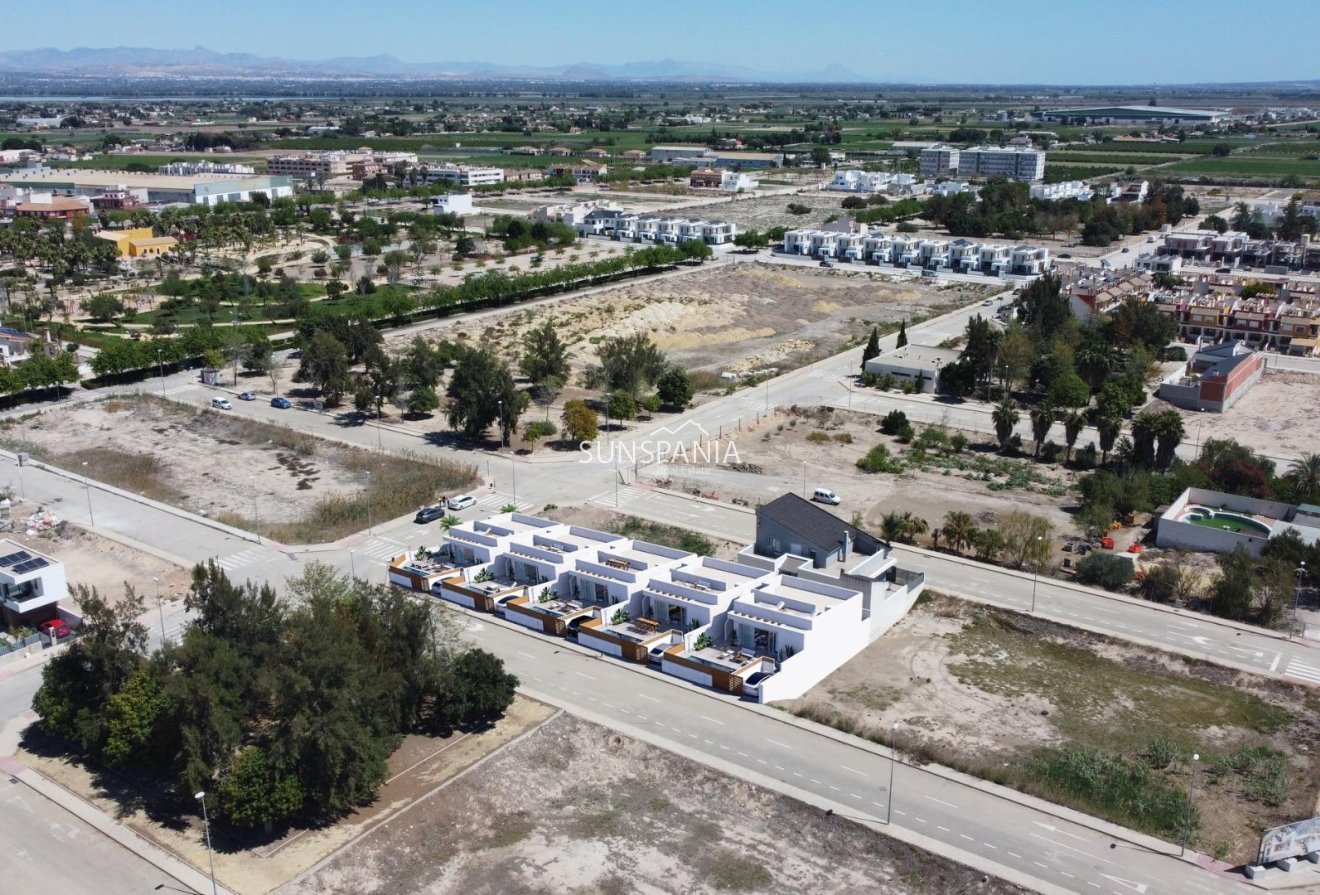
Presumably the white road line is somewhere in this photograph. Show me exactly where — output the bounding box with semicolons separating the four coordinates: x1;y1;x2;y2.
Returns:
1270;653;1282;673
516;650;535;659
841;765;868;777
765;738;792;749
1060;872;1075;879
774;765;784;771
1033;862;1048;869
756;758;768;765
638;693;661;703
872;801;885;810
937;825;950;832
1088;883;1102;889
720;745;730;751
737;751;748;757
828;785;840;791
849;793;862;800
1008;852;1021;858
925;795;958;809
574;671;594;680
809;778;821;784
893;810;905;816
959;834;974;841
700;715;725;726
983;843;997;849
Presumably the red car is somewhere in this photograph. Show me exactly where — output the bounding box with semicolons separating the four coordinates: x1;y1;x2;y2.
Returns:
39;618;71;640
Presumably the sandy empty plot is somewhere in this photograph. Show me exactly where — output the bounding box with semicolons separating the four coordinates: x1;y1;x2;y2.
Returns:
5;397;360;525
1154;371;1320;465
394;262;990;377
280;712;1026;895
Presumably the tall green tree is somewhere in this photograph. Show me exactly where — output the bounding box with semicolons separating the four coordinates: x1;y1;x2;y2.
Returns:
300;331;352;405
519;322;571;387
992;398;1020;452
597;333;666;396
655;366;693;409
1029;403;1054;458
895;321;908;349
446;344;527;442
861;326;881;372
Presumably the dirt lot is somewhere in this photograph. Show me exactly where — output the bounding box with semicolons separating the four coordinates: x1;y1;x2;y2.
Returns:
281;711;1025;895
2;512;191;605
0;397;474;544
642;406;1078;537
1153;371;1318;465
22;697;555;895
782;594;1320;864
392;262;992;378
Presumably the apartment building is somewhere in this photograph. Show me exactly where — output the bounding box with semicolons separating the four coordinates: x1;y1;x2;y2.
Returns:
1030;180;1092;201
1159;230;1320;272
158;160;256;176
572;207;736;245
389;504;925;703
268;153;351;179
919;143;960;178
545;161;607;183
423;164;505;187
826;169;898;193
956;145;1046;182
1156;290;1320;355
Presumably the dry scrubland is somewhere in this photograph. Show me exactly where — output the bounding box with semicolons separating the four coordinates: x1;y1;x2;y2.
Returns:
282;712;1026;895
392;263;990;377
0;396;475;544
1153;372;1320;464
783;594;1320;864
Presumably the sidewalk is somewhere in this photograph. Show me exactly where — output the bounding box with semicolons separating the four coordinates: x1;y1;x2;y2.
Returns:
0;713;233;895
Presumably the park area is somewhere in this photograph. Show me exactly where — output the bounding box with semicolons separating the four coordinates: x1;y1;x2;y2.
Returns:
392;262;994;380
281;711;1027;895
781;594;1320;864
0;396;476;544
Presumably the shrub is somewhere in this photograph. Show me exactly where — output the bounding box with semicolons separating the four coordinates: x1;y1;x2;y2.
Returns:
949;433;969;453
832;432;853;444
1074;552;1135;589
857;444;904;474
806;430;830;444
879;409;908;435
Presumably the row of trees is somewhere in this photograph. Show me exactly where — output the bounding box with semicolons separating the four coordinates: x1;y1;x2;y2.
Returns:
33;562;518;831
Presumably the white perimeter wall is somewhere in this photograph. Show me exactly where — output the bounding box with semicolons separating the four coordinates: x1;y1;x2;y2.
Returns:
577;628;624;658
661;657;713;689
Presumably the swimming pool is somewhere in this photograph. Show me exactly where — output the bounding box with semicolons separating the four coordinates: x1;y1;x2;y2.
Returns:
1182;506;1272;536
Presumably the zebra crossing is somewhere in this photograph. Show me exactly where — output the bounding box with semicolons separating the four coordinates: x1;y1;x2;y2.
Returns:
357;538;406;561
473;492;532;512
588;485;651;507
1285;657;1320;686
214;546;266;572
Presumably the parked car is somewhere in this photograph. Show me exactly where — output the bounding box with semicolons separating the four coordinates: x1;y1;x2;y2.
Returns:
447;494;476;511
1120;247;1130;253
982;299;994;306
819;260;835;268
1215;267;1233;273
270;396;292;409
39;618;71;640
921;269;937;278
1058;253;1072;259
414;505;446;524
210;397;232;410
812;488;841;505
493;593;520;618
238;391;257;401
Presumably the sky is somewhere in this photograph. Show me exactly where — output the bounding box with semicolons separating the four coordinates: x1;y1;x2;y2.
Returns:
4;0;1320;85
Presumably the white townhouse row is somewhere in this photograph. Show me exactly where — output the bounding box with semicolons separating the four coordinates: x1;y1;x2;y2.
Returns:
782;227;1050;275
387;497;925;703
825;169;918;193
573;207;737;245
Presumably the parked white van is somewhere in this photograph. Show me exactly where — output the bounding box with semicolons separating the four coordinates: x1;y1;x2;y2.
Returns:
812;488;841;505
211;397;233;410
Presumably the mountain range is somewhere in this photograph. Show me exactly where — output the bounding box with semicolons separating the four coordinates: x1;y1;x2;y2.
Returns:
0;46;867;83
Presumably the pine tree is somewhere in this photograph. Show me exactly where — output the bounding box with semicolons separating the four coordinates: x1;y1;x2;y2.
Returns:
861;326;881;372
896;319;908;348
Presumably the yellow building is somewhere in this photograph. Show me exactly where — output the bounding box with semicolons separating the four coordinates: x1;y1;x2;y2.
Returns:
94;227;177;258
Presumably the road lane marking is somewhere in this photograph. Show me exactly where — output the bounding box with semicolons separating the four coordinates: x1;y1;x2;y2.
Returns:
1060;871;1075;879
841;765;868;777
638;693;661;703
1270;653;1282;672
850;793;862;800
937;825;950;832
1008;852;1021;858
574;671;595;680
914;816;927;824
1033;861;1048;869
828;785;840;791
516;650;536;659
809;778;821;784
959;834;974;841
756;758;768;765
1029;833;1106;862
700;715;725;726
983;843;997;849
925;795;958;809
774;765;784;771
765;738;792;750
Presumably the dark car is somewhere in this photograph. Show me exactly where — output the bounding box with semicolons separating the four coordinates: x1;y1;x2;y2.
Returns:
270;396;292;409
39;618;72;640
1215;267;1232;274
414;505;446;524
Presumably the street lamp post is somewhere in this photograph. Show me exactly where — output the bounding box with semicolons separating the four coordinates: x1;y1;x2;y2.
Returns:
153;576;166;646
497;399;506;449
81;462;94;527
156;349;166;397
194;791;219;895
887;722;899;824
1294;562;1306;640
1030;535;1043;614
365;470;373;535
1180;753;1200;856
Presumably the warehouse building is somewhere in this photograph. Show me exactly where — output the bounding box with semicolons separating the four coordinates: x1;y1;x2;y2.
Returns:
0;169;293;206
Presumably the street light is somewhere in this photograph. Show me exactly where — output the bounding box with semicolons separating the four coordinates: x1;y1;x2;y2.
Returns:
1030;535;1043;614
153;576;166;646
497;399;506;448
1293;561;1306;640
194;791;219;895
1180;753;1199;856
887;722;900;824
81;462;94;527
156;348;166;397
365;470;373;535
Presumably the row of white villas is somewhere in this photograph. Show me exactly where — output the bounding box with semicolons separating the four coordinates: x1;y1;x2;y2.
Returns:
782;227;1051;275
575;207;737;245
388;496;925;702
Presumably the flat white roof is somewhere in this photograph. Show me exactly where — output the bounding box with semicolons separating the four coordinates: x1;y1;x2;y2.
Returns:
1;169;240;190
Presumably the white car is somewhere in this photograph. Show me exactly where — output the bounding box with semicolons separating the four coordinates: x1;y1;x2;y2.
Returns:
447;494;476;511
210;397;232;410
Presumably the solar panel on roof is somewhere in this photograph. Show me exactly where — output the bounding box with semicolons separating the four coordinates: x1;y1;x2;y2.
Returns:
0;550;32;567
12;557;48;574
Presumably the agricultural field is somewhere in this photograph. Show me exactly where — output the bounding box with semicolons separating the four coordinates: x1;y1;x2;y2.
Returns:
782;594;1320;864
1043;163;1128;182
0;396;475;544
283;711;1028;895
1163;156;1320;183
390;262;991;379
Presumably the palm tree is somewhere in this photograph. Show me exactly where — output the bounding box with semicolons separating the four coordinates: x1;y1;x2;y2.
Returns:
880;512;906;544
1063;410;1087;463
942;511;977;555
1096;413;1122;465
1287;453;1320;501
992;398;1020;453
1029;403;1055;458
1130;411;1159;468
1153;410;1185;470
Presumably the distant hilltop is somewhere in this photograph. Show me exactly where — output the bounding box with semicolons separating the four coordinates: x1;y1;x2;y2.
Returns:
0;45;868;83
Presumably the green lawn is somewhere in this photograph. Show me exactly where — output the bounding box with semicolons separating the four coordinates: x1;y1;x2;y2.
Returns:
1163;156;1320;181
